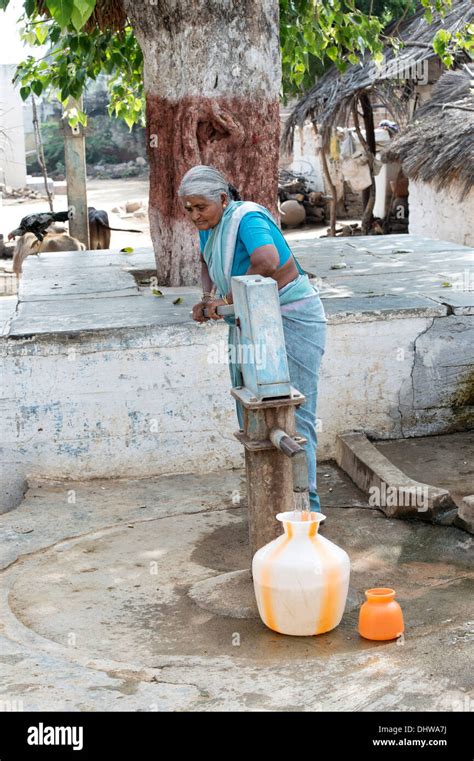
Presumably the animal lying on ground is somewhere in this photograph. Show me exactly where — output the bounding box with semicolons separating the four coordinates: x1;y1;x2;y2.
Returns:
8;212;70;242
88;207;142;250
12;232;86;277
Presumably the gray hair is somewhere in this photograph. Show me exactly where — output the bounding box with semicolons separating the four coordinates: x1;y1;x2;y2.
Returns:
178;165;230;203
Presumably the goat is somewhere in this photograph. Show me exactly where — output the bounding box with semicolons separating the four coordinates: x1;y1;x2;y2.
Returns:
12;232;86;278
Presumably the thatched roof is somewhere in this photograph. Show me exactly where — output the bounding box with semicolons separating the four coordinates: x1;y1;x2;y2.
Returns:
282;0;474;150
382;64;474;199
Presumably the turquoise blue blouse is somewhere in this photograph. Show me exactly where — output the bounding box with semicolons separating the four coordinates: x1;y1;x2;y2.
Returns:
199;211;292;276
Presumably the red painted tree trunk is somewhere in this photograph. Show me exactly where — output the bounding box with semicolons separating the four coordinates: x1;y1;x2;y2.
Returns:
124;0;281;286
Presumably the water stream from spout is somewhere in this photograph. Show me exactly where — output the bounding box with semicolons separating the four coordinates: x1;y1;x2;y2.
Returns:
293;491;310;517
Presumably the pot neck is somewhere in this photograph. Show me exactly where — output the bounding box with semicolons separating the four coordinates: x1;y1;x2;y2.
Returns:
277;511;326;538
365;588;396;603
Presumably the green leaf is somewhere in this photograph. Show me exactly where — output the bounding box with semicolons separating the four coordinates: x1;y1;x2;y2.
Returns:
70;0;95;31
35;24;49;45
173;297;183;304
45;0;74;28
22;29;37;46
124;112;136;130
49;25;61;43
31;80;43;96
20;85;31;100
121;247;135;254
152;289;164;297
433;28;452;57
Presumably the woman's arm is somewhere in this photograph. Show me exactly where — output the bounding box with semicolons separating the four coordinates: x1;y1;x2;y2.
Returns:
245;244;279;277
192;255;215;323
219;245;279;305
201;241;280;316
200;253;214;294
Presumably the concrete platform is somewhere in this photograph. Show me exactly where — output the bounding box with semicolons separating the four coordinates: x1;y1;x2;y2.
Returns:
1;234;472;511
5;235;473;336
0;465;472;712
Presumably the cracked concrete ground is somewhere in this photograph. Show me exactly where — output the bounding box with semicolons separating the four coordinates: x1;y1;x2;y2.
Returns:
0;463;472;712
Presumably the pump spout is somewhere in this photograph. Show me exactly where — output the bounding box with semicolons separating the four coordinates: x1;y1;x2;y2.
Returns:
291;450;309;493
269;428;309;502
269;428;304;457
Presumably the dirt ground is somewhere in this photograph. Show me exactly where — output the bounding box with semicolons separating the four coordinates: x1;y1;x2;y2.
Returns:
0;176;353;261
1;176;346;298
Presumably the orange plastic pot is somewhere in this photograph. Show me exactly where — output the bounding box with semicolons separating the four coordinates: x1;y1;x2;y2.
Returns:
358;588;404;641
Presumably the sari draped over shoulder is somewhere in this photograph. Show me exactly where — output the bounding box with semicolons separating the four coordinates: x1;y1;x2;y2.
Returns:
202;200;327;512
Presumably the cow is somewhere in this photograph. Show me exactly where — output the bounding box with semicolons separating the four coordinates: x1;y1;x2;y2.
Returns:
88;207;142;250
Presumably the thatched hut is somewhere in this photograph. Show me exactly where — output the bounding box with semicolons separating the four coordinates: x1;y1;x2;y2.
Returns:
382;64;474;247
282;0;474;235
283;1;473;145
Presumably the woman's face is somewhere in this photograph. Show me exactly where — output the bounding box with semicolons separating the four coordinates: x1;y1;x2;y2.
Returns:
182;193;227;230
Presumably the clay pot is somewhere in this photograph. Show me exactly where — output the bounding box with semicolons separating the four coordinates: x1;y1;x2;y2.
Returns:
280;200;306;227
358;588;404;641
252;511;350;636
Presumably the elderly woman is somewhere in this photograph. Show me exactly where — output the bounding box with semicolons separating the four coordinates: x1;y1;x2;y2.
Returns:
179;165;327;512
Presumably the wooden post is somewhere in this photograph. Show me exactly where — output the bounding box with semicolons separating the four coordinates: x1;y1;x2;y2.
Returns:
352;95;376;235
314;122;337;237
63;97;89;249
232;392;306;562
31;96;54;212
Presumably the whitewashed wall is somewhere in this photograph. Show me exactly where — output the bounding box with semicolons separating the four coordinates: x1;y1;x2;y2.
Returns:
290;124;326;191
0;65;27;188
409;181;474;248
2;308;472;513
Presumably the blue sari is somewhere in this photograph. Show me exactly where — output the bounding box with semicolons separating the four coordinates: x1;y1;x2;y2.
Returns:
202;201;327;512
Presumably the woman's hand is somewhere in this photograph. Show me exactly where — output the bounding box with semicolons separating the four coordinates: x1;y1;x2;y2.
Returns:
191;301;209;323
203;298;226;320
192;295;232;322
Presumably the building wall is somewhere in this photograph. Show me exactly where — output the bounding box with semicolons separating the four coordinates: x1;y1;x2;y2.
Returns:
409;180;474;247
0;65;27;188
290;123;326;192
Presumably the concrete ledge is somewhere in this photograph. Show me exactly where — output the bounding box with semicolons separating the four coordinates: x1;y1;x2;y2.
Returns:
455;495;474;534
335;432;458;524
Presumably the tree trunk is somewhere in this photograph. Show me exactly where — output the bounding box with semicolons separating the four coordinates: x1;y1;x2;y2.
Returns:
123;0;281;286
352;95;376;235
